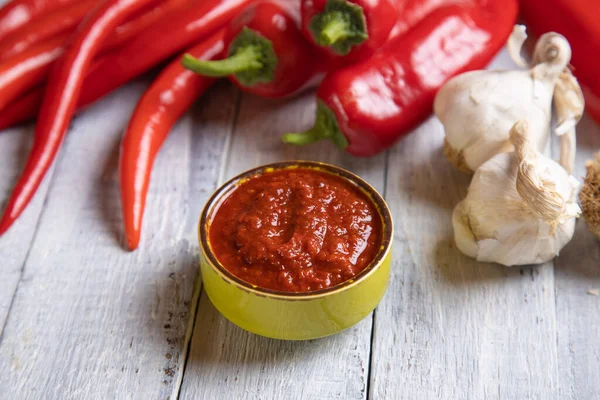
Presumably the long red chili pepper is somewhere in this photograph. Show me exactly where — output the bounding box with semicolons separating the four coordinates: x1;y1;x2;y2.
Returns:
121;30;225;250
0;0;252;130
100;0;191;52
520;0;600;124
282;1;518;156
78;0;254;107
300;0;397;62
0;0;97;61
182;1;321;98
0;0;191;114
0;0;158;235
0;33;66;111
0;88;40;130
0;0;77;41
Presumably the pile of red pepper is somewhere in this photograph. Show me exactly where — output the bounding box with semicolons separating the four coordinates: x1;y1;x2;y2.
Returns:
0;0;518;248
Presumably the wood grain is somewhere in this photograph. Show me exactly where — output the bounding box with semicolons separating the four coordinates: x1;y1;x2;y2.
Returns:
368;51;561;399
179;89;388;400
553;115;600;400
0;81;236;399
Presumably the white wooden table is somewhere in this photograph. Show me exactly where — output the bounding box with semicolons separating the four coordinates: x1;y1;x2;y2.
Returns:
0;46;599;400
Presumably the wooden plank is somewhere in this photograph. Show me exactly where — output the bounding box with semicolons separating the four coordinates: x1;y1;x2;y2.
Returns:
554;115;600;400
369;50;561;399
179;90;387;400
0;124;54;334
0;80;237;399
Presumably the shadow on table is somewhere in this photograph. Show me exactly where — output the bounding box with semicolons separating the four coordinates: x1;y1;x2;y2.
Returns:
95;131;124;248
553;220;600;278
433;237;544;285
186;291;344;366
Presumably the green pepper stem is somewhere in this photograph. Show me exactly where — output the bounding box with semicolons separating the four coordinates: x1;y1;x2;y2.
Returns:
282;101;349;150
282;128;325;146
319;12;352;45
309;0;368;55
181;45;263;77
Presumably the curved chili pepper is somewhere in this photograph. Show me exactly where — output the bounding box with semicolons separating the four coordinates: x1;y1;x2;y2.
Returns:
0;0;97;61
283;1;518;156
0;0;251;131
0;0;158;235
300;0;397;61
78;0;254;107
520;0;600;124
101;0;191;52
0;34;67;112
182;1;321;98
0;0;192;116
0;0;77;41
121;30;225;250
0;88;40;130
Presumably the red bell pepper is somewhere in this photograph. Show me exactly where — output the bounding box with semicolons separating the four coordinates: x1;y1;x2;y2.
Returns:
0;0;158;235
182;1;321;98
0;0;191;114
300;0;398;62
0;0;97;61
120;30;225;250
520;0;600;124
0;0;77;41
283;1;517;156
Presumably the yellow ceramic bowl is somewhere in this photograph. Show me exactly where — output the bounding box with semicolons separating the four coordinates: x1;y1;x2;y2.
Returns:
198;161;393;340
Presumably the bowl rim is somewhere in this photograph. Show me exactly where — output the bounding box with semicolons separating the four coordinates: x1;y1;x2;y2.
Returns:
198;160;393;300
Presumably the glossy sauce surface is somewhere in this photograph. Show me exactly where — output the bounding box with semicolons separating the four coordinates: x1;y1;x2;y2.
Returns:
209;168;382;292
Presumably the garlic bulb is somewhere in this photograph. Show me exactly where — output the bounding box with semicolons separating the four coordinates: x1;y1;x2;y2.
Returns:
452;121;580;266
580;152;600;238
435;25;583;174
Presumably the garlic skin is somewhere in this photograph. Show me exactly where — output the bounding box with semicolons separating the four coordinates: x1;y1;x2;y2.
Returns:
580;152;600;238
453;121;580;266
435;26;578;174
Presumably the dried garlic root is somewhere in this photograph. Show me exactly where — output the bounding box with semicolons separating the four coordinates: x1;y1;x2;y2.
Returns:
452;120;580;266
580;152;600;238
435;25;583;174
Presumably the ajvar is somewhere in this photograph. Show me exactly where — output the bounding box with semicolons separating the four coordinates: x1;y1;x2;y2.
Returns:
209;168;382;292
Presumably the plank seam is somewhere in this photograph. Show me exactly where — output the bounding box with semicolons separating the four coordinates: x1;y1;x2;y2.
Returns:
175;86;242;400
0;159;62;341
366;149;391;400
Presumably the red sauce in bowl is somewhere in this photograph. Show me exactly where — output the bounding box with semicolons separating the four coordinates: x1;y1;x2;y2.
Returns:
208;167;382;292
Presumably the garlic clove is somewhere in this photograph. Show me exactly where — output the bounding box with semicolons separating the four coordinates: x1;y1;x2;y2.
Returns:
580;152;600;238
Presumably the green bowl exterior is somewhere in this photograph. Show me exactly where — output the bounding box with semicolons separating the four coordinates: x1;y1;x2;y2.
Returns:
199;246;392;340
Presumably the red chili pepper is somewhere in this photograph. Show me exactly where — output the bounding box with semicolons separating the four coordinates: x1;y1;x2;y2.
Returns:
182;1;321;98
520;0;600;125
0;0;77;41
300;0;398;62
0;0;158;235
0;33;66;112
0;88;40;130
0;0;97;61
0;0;193;116
120;30;225;250
78;0;255;108
282;1;518;156
101;0;191;52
